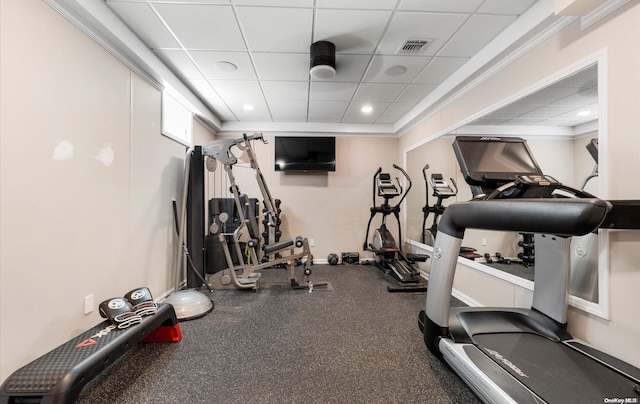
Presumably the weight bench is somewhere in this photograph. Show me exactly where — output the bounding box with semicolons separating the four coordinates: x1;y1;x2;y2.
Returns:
0;303;181;404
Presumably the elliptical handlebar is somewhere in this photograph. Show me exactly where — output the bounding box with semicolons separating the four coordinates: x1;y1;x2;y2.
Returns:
392;164;412;207
372;167;382;206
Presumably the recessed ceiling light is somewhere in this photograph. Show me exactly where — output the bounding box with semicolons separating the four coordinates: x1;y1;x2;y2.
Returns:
385;65;408;76
216;61;238;72
576;110;591;117
243;104;254;111
361;105;373;114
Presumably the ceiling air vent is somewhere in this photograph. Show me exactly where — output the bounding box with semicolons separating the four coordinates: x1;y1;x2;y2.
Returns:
397;39;430;55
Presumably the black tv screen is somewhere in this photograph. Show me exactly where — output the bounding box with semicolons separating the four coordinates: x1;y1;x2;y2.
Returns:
274;136;336;172
453;136;542;185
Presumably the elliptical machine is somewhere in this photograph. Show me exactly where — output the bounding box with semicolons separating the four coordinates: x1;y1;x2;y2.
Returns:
420;164;480;261
363;165;428;292
420;164;458;246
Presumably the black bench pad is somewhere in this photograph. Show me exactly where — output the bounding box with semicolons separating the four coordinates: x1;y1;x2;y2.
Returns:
263;239;294;255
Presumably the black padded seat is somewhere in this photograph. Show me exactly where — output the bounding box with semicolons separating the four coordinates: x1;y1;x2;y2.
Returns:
263;239;294;255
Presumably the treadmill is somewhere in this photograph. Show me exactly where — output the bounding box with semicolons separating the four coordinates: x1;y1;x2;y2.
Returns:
418;136;640;403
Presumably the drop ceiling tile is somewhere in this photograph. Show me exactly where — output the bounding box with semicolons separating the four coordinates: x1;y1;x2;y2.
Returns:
107;2;180;49
506;118;547;126
188;51;256;80
184;79;235;119
398;0;482;13
267;99;308;115
539;118;586;127
308;114;345;123
552;87;598;106
343;101;389;123
235;7;313;52
252;53;309;81
308;100;350;116
363;55;431;84
151;4;245;50
477;0;536;15
555;66;598;88
227;98;270;121
353;83;407;102
332;55;372;82
414;57;469;84
517;105;576;120
377;12;468;56
154;49;205;79
183;79;220;101
233;0;313;6
519;86;581;105
317;0;397;9
271;114;308;122
234;113;273;122
310;82;358;101
485;102;543;119
469;117;510;125
262;81;309;101
375;103;414;123
551;104;599;121
314;9;392;54
438;14;516;57
149;0;230;3
208;80;264;103
396;84;437;103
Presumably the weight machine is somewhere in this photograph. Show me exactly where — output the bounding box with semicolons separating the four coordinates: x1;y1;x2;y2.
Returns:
183;133;324;292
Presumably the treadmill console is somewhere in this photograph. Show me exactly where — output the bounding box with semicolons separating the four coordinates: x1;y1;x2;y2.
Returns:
453;136;544;197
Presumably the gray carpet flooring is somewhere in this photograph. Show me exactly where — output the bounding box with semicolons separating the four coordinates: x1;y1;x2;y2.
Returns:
77;264;480;403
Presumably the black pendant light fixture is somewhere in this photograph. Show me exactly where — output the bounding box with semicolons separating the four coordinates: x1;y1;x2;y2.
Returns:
310;40;336;80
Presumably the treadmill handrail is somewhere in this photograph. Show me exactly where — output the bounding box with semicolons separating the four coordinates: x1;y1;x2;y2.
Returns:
437;198;611;239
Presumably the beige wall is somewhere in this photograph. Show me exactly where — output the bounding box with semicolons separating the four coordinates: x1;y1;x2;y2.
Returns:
0;0;214;381
400;3;640;367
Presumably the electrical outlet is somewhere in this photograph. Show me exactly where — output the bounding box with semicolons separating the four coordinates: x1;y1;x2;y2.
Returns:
84;294;94;315
481;238;487;246
310;239;315;247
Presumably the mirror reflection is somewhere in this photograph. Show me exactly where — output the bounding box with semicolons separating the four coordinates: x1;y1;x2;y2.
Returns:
406;63;600;304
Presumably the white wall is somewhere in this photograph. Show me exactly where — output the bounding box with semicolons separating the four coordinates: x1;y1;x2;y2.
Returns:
0;0;214;382
400;2;640;368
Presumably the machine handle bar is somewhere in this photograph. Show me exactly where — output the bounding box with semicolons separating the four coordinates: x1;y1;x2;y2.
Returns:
393;164;412;207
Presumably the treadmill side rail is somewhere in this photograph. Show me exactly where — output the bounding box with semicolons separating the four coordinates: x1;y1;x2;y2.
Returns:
440;339;544;404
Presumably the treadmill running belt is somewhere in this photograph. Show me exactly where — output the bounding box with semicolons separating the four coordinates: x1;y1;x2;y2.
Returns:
473;333;638;403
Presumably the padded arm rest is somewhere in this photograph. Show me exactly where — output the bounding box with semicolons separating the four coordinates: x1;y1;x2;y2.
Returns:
263;239;294;255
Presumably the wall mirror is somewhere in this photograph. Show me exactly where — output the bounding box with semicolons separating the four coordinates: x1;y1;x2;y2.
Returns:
405;57;609;319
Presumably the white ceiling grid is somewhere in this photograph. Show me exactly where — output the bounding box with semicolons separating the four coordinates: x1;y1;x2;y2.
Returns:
103;0;595;133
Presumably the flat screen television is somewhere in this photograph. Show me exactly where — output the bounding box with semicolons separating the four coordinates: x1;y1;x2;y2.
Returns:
452;136;542;194
274;136;336;172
